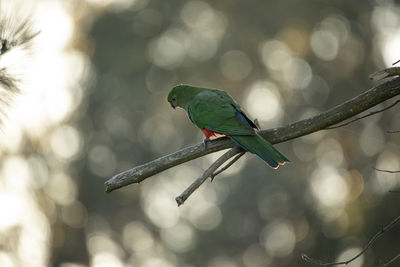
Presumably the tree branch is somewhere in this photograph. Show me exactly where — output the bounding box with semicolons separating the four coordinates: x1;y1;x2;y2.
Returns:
325;99;400;129
175;147;242;206
105;77;400;193
210;151;245;181
383;253;400;267
373;167;400;174
302;214;400;266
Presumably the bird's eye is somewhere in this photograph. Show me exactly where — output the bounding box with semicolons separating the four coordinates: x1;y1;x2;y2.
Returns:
172;97;176;101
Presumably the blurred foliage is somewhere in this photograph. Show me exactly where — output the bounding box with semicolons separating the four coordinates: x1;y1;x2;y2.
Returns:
1;0;400;266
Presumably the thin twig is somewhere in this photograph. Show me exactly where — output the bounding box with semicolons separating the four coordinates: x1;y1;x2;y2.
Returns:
105;77;400;193
302;214;400;266
210;151;245;181
325;99;400;129
383;253;400;267
175;147;242;206
393;59;400;65
370;67;400;81
387;130;400;133
373;167;400;174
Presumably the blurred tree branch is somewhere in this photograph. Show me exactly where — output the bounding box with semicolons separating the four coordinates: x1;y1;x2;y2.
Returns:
105;76;400;205
373;167;400;173
302;214;400;266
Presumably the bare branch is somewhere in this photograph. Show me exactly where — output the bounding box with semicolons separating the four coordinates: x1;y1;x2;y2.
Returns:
105;77;400;193
210;151;245;181
387;130;400;134
373;167;400;174
302;214;400;266
369;67;400;81
383;253;400;267
175;147;242;206
325;99;400;129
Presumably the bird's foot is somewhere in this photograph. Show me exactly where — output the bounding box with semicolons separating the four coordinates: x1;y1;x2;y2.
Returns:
203;138;210;149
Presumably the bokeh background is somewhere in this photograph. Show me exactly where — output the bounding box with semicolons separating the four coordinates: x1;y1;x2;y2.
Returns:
1;0;400;266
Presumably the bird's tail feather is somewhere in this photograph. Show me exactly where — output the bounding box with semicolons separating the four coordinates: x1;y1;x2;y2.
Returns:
230;134;289;169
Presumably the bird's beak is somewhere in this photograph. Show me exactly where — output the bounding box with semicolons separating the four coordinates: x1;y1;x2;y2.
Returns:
169;102;175;109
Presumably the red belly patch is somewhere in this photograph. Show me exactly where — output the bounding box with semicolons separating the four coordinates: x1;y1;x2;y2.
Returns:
201;128;225;139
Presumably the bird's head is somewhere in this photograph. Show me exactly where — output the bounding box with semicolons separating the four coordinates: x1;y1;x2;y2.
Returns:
167;84;204;110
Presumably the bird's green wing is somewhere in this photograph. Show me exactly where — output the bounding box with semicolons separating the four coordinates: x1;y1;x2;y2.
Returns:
188;89;256;136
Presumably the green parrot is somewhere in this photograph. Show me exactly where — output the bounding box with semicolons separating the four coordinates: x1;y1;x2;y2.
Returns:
167;85;289;169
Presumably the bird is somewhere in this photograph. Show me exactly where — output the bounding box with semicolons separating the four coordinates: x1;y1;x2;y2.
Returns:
167;84;289;169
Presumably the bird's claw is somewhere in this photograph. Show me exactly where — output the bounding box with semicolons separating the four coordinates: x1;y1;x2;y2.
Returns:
203;138;209;149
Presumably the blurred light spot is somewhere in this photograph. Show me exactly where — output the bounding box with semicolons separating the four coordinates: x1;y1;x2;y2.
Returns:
245;81;282;123
188;202;222;231
372;5;400;31
302;75;330;106
292;139;314;162
145;67;177;92
181;0;214;29
181;0;227;38
316;138;344;167
283;58;312;90
336;247;363;267
208;256;239;267
87;234;124;259
310;15;349;61
143;191;180;228
0;121;23;152
1;156;31;192
242;244;271;267
343;170;364;201
322;213;349;239
311;30;338;61
0;252;15;267
28;156;50;190
17;211;50;267
104;109;132;138
148;29;186;69
184;33;218;61
142;258;174;267
258;190;290;220
88;145;117;178
261;220;296;257
371;5;400;66
260;40;292;72
91;252;124;267
280;27;309;56
60;263;86;267
61;200;88;228
45;172;77;206
311;166;348;207
160;221;196;253
50;125;82;160
359;124;385;157
294;217;309;242
123;221;154;252
374;149;400;193
87;0;149;11
133;8;163;37
0;193;23;229
382;30;400;66
35;1;73;50
138;115;183;153
181;1;227;61
219;50;252;81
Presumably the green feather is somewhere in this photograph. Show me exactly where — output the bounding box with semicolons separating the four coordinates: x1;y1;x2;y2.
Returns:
230;134;290;169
